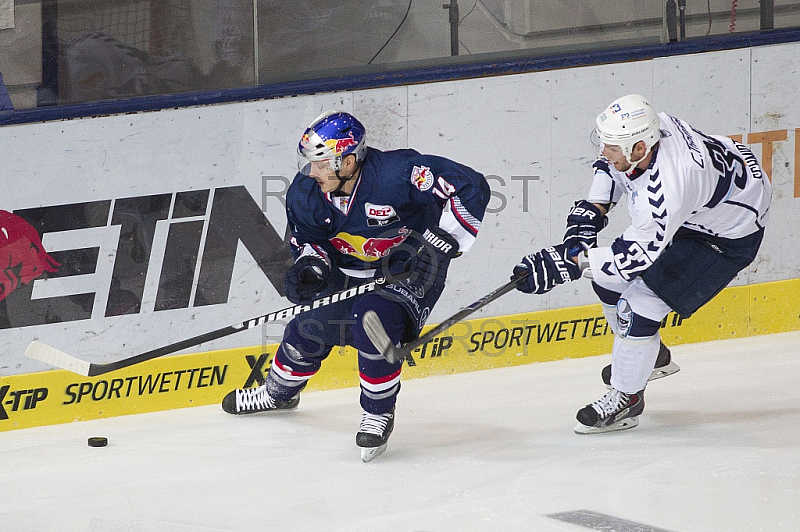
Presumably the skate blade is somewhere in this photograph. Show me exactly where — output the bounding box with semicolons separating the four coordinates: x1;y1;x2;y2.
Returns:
360;443;388;463
650;361;680;381
574;416;639;435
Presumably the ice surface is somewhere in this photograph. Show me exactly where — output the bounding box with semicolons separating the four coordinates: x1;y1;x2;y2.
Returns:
2;331;799;531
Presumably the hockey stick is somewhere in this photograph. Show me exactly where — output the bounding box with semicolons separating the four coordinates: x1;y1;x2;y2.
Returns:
362;271;529;364
26;277;396;377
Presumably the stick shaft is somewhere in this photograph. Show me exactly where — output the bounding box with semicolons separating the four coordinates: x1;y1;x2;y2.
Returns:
400;273;527;357
363;273;528;365
87;324;244;376
30;278;389;376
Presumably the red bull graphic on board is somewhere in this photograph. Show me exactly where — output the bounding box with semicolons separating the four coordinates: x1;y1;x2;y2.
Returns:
0;210;60;303
330;227;410;262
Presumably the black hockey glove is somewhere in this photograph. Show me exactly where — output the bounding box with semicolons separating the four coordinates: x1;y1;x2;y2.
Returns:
284;251;331;304
382;227;460;290
563;200;608;252
513;243;582;295
413;227;460;287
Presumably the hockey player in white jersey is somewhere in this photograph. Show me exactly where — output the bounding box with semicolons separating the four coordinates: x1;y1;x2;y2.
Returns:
512;94;771;433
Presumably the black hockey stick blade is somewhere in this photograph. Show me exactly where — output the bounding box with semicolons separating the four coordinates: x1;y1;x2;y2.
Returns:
27;276;397;377
363;271;529;364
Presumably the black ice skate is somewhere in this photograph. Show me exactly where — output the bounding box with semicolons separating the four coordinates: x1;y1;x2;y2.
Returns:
356;409;395;463
602;341;679;387
574;388;644;434
221;385;299;415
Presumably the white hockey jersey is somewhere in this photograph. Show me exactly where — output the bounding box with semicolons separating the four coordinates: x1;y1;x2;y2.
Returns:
587;112;772;284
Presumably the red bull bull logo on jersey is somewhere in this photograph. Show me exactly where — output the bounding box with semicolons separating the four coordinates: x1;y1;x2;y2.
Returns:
0;210;60;303
330;228;409;262
411;165;434;192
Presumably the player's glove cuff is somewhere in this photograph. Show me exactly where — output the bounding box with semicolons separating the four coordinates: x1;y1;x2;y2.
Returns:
380;227;459;291
285;245;331;304
563;200;608;251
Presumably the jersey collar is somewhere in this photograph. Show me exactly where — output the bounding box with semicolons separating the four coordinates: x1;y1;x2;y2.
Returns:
325;171;363;215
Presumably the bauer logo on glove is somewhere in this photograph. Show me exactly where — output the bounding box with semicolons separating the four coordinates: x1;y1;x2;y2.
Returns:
545;246;576;284
513;243;582;295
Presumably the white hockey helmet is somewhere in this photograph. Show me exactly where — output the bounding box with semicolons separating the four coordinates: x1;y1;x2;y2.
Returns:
595;94;660;160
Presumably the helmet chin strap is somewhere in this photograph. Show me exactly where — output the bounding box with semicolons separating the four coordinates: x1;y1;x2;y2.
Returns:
331;162;361;196
624;142;658;177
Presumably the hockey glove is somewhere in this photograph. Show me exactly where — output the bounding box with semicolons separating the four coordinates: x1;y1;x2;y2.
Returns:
284;246;331;304
563;200;608;251
513;243;582;295
383;227;460;290
413;227;460;287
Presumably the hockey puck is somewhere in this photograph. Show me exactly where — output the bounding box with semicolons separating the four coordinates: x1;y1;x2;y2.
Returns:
88;437;108;447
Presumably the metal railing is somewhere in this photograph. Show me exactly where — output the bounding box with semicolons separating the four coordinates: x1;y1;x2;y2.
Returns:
0;0;796;113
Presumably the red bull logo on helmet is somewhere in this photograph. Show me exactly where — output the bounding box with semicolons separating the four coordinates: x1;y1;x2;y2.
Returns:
0;210;60;303
324;132;358;157
329;228;409;262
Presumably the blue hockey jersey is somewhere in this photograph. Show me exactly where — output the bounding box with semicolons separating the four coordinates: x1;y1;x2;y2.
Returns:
286;147;490;277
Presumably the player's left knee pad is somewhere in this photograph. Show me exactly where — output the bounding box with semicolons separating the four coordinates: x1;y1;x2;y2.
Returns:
594;281;623;335
616;297;661;340
610;298;662;392
611;301;662;392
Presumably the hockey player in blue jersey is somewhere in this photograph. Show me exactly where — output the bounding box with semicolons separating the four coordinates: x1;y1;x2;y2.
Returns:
222;110;490;461
512;94;771;434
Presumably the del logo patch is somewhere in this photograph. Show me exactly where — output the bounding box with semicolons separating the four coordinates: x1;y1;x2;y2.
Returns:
365;203;399;227
410;166;434;191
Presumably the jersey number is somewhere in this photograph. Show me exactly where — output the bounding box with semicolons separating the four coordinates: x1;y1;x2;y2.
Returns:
432;176;456;200
700;134;746;209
